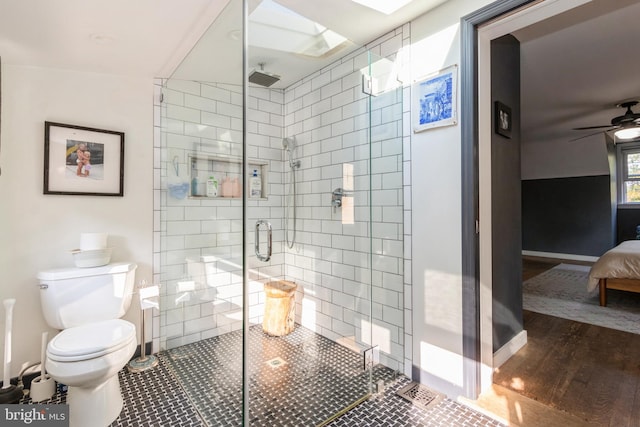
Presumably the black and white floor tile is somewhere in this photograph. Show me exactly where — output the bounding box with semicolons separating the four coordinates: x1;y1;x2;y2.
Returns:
331;377;504;427
19;325;505;427
19;357;206;427
162;325;397;426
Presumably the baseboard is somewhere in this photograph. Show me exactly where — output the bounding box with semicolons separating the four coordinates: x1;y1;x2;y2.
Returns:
522;250;598;263
493;330;527;368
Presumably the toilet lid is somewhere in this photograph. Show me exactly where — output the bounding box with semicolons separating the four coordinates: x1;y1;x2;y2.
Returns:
47;319;136;362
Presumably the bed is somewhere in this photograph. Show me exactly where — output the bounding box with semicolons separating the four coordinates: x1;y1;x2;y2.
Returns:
588;240;640;306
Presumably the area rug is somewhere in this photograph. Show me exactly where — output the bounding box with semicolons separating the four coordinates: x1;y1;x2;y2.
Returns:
523;263;640;334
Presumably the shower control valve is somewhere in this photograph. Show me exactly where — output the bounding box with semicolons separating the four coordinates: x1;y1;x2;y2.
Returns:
332;188;344;210
332;188;353;212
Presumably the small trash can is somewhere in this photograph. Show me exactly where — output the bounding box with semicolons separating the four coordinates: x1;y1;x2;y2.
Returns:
263;280;297;336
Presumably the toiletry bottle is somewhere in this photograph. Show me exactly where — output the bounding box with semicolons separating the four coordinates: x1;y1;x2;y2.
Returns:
250;169;262;198
191;176;199;196
232;177;242;198
220;177;230;197
206;176;218;197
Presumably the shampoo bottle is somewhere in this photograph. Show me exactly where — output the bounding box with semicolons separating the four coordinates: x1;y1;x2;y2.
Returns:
250;169;262;198
220;177;230;197
191;176;199;196
206;176;218;197
232;177;241;198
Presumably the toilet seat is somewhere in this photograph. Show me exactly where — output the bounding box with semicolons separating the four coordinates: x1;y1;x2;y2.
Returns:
48;319;136;362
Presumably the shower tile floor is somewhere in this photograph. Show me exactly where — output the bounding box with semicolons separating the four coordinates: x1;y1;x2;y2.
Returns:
20;325;504;426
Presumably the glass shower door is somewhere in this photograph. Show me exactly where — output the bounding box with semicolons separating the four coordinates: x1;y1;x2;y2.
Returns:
244;42;404;424
156;0;247;425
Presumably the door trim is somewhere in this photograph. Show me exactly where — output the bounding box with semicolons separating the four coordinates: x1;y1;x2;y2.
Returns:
461;0;595;398
460;0;536;399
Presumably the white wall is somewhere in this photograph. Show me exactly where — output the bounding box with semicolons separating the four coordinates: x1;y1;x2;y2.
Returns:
519;17;613;181
520;136;609;180
0;65;154;378
410;0;493;397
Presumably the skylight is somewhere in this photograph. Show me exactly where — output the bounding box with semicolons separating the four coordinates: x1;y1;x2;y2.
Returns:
350;0;413;15
249;0;350;58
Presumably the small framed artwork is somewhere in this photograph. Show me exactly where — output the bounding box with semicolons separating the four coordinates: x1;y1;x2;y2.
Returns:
44;121;125;196
495;101;512;138
413;64;458;133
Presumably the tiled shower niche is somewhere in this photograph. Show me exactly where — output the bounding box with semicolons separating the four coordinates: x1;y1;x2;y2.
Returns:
187;154;268;199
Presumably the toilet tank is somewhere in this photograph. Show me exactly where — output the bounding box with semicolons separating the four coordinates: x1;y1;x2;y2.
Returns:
37;262;137;329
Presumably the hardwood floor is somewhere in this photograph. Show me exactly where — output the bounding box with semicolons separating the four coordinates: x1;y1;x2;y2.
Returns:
493;310;640;426
485;258;640;426
521;256;561;281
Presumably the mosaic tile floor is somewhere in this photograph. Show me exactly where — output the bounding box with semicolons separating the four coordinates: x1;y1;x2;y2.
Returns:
19;324;505;426
162;325;399;426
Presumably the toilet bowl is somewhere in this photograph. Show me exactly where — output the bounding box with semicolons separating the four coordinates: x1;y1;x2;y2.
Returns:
37;262;138;427
46;319;136;426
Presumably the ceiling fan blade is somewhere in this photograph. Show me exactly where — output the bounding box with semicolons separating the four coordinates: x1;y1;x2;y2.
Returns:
572;125;613;130
569;129;611;142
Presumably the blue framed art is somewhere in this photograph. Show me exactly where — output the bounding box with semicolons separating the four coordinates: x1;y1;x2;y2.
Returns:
413;64;457;133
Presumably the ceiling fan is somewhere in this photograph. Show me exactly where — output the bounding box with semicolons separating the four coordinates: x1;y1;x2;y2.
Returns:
571;101;640;142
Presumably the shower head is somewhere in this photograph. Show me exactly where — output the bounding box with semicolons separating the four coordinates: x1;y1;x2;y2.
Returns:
249;70;280;87
249;63;280;87
282;137;295;152
282;137;300;169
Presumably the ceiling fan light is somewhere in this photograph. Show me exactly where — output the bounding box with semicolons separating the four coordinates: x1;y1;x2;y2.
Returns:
614;126;640;140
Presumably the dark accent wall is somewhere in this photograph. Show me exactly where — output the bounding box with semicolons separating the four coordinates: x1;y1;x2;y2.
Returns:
491;35;523;353
617;209;640;243
522;175;614;256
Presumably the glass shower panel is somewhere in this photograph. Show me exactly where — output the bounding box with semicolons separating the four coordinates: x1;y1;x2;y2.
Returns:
156;0;246;425
365;51;405;375
244;43;404;424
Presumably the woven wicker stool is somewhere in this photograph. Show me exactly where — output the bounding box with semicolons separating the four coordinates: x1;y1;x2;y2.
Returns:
263;280;297;336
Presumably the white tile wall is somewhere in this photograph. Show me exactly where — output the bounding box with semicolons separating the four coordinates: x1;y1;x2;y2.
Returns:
154;79;284;351
281;26;408;371
153;25;411;374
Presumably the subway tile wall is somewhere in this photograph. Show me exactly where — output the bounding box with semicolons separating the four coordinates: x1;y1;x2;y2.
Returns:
154;79;285;351
282;26;408;372
153;25;411;375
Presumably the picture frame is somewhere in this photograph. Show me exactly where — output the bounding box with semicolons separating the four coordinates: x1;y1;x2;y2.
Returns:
412;64;457;133
44;121;125;196
494;101;512;138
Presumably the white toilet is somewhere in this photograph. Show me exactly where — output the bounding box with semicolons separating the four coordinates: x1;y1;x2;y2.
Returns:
37;262;138;427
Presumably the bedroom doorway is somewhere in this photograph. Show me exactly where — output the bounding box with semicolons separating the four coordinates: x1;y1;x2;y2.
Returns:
466;0;640;420
464;0;640;397
465;0;597;396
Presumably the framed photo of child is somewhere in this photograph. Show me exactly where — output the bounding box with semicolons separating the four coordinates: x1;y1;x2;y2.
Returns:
44;121;125;196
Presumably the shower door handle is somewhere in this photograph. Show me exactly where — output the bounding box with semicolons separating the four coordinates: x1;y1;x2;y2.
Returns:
255;220;272;262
